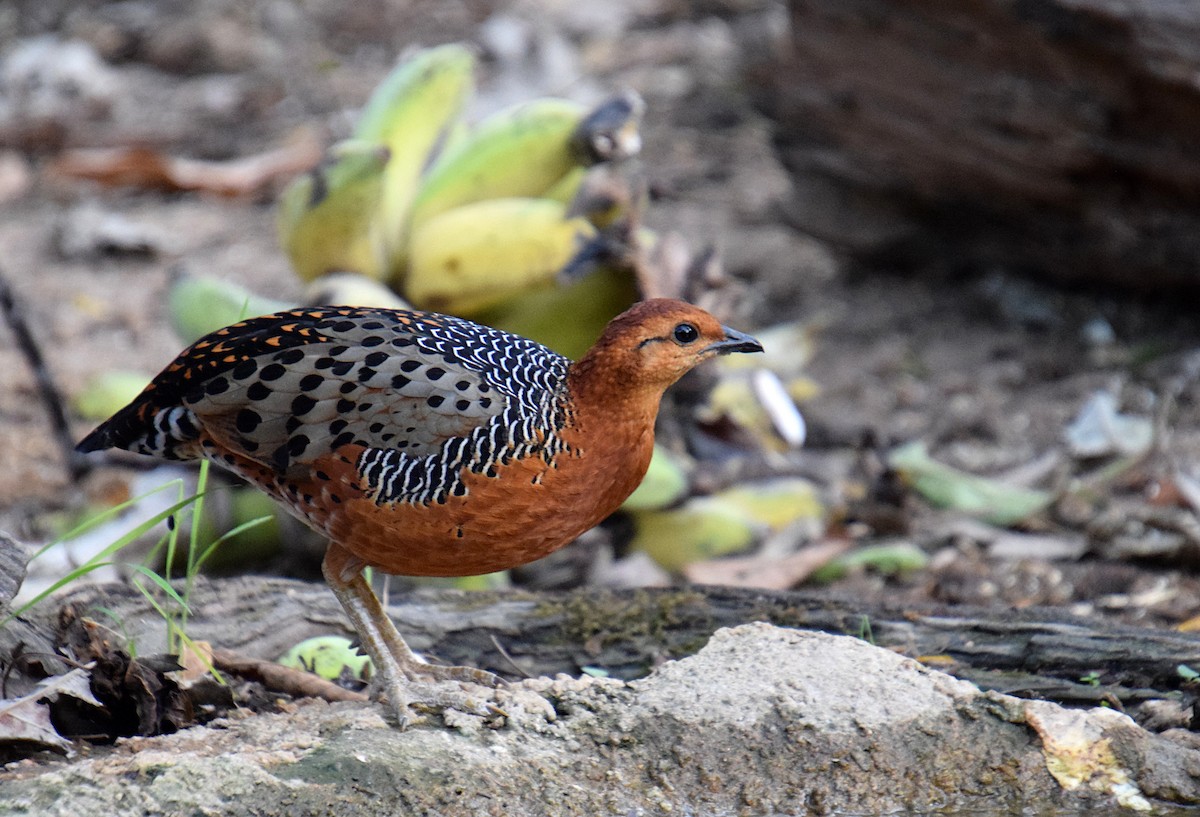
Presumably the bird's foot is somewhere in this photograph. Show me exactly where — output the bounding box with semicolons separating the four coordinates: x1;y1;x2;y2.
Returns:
364;662;504;728
400;661;504;689
368;672;557;730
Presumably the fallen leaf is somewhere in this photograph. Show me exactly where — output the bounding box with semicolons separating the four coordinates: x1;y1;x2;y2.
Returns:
174;640;215;685
48;129;321;197
0;532;32;611
0;669;102;755
0;694;71;754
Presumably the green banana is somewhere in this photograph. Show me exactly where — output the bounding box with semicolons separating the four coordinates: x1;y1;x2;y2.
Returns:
74;370;152;421
277;140;391;282
405;197;599;315
353;44;476;275
407;98;587;229
167;273;294;345
406;90;645;233
474;264;637;359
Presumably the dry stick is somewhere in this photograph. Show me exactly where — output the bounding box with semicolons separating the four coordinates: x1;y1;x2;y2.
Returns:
212;647;368;705
0;268;89;481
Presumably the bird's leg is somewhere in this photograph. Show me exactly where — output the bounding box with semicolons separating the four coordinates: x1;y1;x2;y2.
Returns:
321;544;504;725
322;547;415;725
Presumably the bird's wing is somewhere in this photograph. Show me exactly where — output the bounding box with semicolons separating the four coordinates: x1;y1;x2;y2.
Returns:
88;307;569;475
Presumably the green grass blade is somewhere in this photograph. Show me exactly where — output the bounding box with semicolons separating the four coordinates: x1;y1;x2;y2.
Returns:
127;564;190;612
5;492;207;625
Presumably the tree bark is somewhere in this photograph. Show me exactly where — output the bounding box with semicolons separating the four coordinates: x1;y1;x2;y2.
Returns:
761;0;1200;288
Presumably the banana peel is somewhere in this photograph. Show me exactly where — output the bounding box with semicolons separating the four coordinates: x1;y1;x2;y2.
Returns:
701;369;814;451
278;635;372;682
700;320;820;451
411;571;511;591
889;441;1054;526
168;273;294;345
717;478;823;530
277;140;391;282
810;542;929;583
622;445;690;511
628;495;758;572
74;370;152;421
630;477;824;572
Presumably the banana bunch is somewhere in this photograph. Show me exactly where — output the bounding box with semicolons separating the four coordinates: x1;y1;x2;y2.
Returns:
401;90;645;327
278;44;475;283
275;44;647;352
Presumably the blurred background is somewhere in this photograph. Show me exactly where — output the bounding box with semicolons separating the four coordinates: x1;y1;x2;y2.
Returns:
3;0;1200;639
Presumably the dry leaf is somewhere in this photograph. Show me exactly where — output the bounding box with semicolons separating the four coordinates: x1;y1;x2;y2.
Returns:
174;640;215;685
48;130;321;197
684;539;850;589
0;695;71;753
0;669;101;755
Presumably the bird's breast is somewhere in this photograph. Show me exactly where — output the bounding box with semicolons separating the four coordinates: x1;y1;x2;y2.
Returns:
315;418;653;577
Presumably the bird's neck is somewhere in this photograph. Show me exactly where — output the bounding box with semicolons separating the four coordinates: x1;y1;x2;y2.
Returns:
564;352;662;485
565;352;663;433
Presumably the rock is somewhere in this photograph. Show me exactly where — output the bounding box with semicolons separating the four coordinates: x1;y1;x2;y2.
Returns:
3;623;1196;815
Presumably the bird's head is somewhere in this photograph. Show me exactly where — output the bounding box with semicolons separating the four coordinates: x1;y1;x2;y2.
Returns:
572;299;763;398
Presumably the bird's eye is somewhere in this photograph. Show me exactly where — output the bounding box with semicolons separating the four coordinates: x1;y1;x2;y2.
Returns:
672;323;699;345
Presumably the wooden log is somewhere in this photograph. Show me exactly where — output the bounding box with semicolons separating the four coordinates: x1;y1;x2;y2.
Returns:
8;577;1199;708
761;0;1200;288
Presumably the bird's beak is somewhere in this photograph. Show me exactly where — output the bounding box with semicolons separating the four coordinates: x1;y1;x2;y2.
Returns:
706;326;764;356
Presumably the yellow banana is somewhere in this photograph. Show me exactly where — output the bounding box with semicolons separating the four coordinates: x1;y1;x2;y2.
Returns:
405;197;598;315
542;165;587;205
353;44;476;275
407;98;587;229
277;140;391;282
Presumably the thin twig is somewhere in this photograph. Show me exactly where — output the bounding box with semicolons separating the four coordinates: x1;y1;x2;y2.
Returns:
0;268;89;481
489;634;533;679
212;647;368;704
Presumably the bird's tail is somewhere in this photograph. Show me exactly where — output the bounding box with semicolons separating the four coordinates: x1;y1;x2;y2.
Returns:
76;400;201;461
